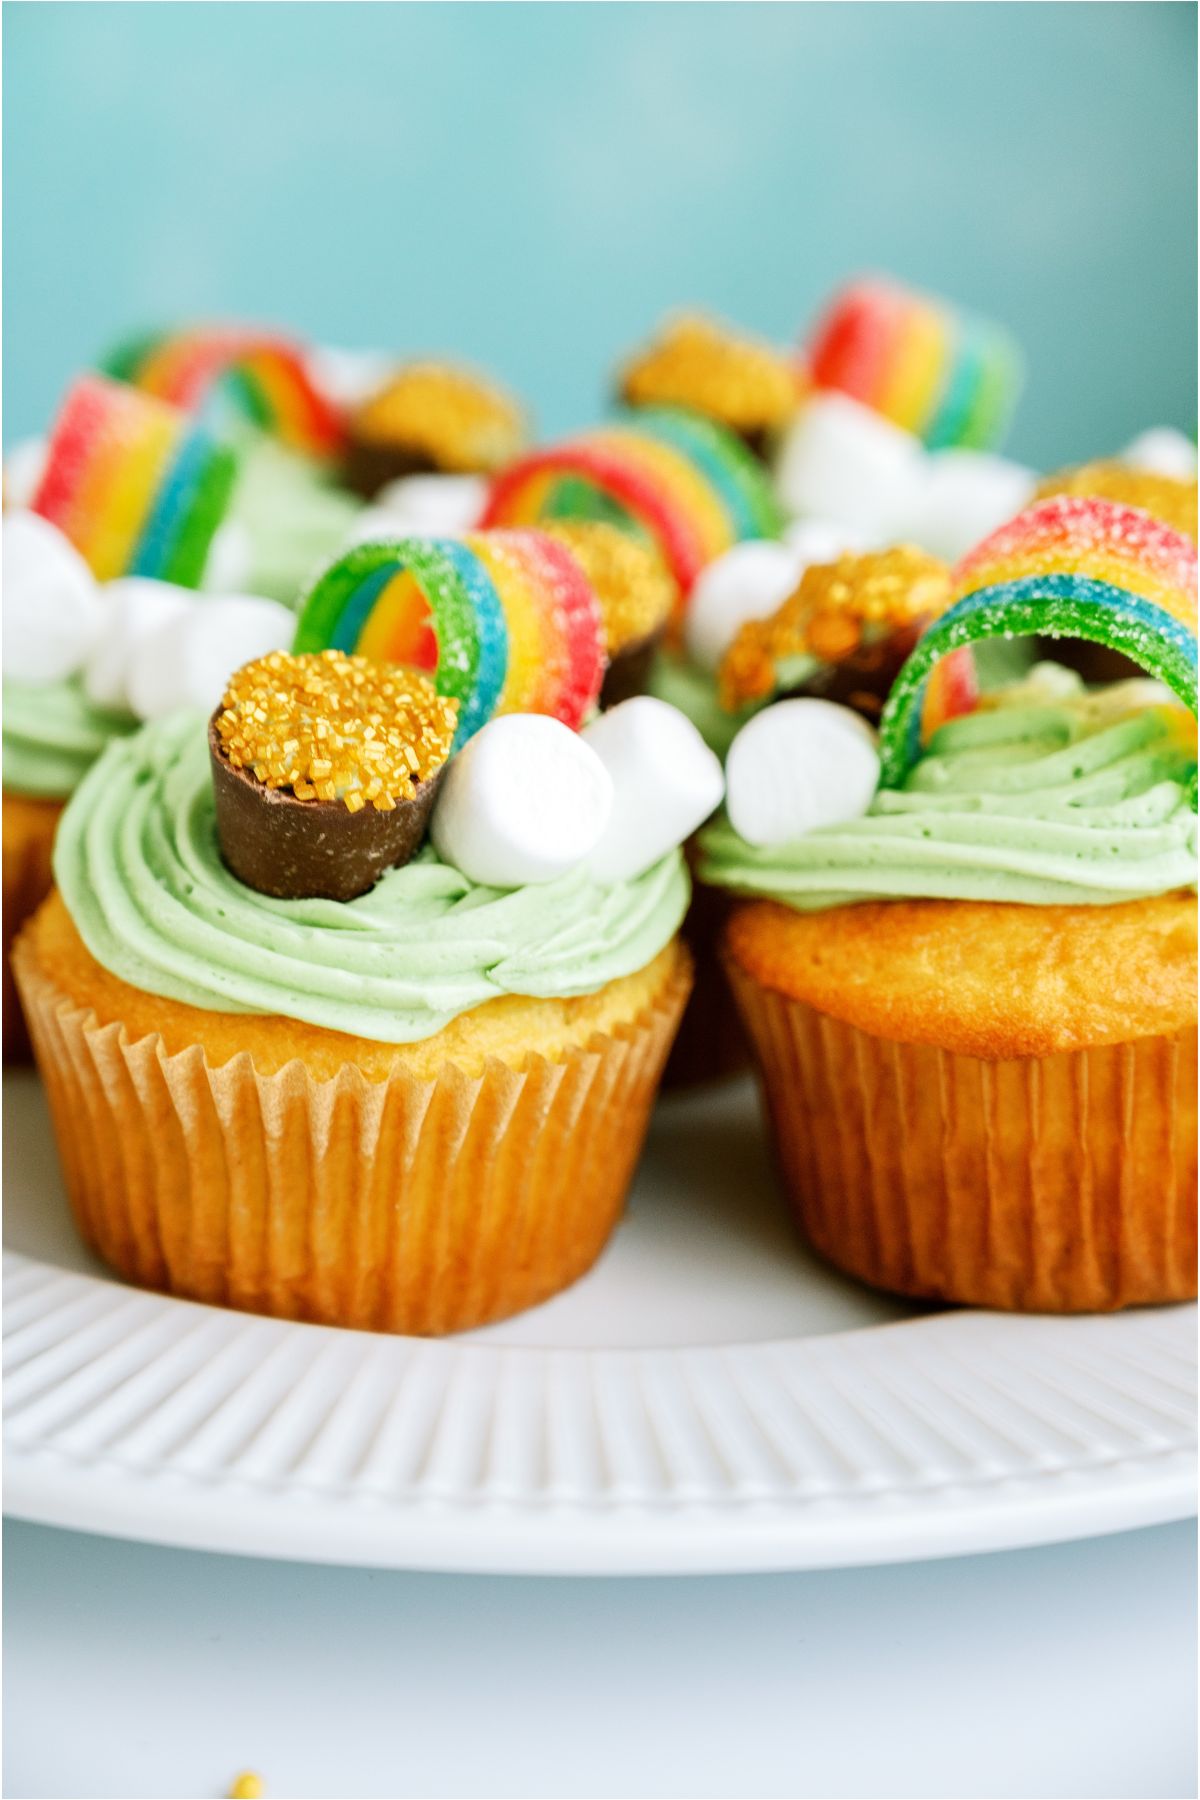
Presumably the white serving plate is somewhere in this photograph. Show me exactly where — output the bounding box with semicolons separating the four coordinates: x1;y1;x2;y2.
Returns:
4;1068;1195;1574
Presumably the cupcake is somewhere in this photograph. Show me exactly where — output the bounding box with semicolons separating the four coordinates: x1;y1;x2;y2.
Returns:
342;361;529;500
617;312;804;461
17;550;719;1329
701;495;1197;1312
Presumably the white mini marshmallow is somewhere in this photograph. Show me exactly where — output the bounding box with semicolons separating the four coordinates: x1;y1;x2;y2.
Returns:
725;699;880;847
774;393;925;543
1122;426;1198;482
202;519;253;595
2;510;104;684
373;473;489;538
83;578;194;711
126;594;294;723
303;344;397;410
583;697;725;883
431;714;613;888
781;516;868;562
684;539;805;673
3;437;48;511
908;450;1037;562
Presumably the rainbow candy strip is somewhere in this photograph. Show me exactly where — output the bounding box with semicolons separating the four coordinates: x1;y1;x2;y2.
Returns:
878;496;1199;788
293;529;605;746
30;374;238;587
806;279;1024;450
481;410;783;601
104;326;344;459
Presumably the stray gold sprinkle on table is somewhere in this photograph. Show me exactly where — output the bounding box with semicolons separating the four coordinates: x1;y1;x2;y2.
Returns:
214;650;458;811
544;519;677;648
228;1774;264;1800
1036;461;1198;543
719;546;951;711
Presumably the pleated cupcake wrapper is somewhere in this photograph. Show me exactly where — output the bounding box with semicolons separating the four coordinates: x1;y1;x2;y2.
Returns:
3;798;62;1062
725;957;1197;1313
15;943;691;1335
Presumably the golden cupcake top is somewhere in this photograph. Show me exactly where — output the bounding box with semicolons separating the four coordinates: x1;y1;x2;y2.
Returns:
349;361;528;473
618;313;803;438
542;519;676;650
718;546;951;711
1035;460;1198;542
213;649;458;811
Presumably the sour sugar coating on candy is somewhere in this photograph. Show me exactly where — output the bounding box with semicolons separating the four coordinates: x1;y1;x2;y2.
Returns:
102;324;344;458
210;649;459;902
583;697;725;884
718;544;963;723
2;511;105;684
725;700;881;847
430;713;613;888
293;535;508;746
30;373;238;588
803;278;1024;450
877;496;1200;790
482;411;781;602
1035;462;1198;543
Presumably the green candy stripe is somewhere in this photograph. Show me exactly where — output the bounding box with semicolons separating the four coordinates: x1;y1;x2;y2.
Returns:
878;575;1199;789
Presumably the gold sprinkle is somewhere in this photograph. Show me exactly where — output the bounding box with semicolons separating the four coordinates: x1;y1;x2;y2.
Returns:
215;650;459;810
619;312;804;437
1036;461;1198;542
543;520;678;650
351;361;528;474
228;1776;264;1800
719;546;951;711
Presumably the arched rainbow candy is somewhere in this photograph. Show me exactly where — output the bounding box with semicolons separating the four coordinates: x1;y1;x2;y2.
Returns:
30;374;238;587
292;530;606;744
104;326;344;459
806;279;1024;451
482;412;781;601
294;537;507;746
878;497;1199;788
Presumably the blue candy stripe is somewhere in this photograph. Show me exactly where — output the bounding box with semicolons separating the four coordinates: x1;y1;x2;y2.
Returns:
880;575;1199;788
129;425;205;578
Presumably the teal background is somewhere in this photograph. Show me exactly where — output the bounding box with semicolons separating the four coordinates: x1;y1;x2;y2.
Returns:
4;2;1196;468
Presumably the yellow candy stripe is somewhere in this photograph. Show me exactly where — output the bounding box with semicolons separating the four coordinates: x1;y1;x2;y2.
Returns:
959;544;1196;627
467;535;557;713
877;300;948;436
72;408;179;581
356;569;434;665
586;429;733;564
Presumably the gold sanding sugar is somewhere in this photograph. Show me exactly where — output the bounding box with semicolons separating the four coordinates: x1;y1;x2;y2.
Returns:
228;1775;264;1800
620;313;802;433
1036;461;1198;543
543;520;677;648
351;362;526;472
214;650;459;811
719;545;951;710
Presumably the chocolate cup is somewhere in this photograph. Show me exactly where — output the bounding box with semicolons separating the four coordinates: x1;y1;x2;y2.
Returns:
340;438;442;502
780;625;925;725
600;624;667;710
209;716;444;903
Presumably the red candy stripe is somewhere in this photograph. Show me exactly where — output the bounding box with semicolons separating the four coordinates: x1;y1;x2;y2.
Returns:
483;441;707;596
493;528;606;729
29;375;115;530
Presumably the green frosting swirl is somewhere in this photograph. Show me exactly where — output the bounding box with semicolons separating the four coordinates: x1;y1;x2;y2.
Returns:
223;427;360;607
700;679;1198;909
54;712;689;1042
3;676;136;799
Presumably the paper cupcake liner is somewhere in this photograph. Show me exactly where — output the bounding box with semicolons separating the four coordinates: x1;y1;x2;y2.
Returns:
3;794;62;1063
726;957;1198;1312
15;943;691;1335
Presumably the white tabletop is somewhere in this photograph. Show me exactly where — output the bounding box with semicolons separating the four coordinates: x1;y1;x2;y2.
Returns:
3;1519;1195;1800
